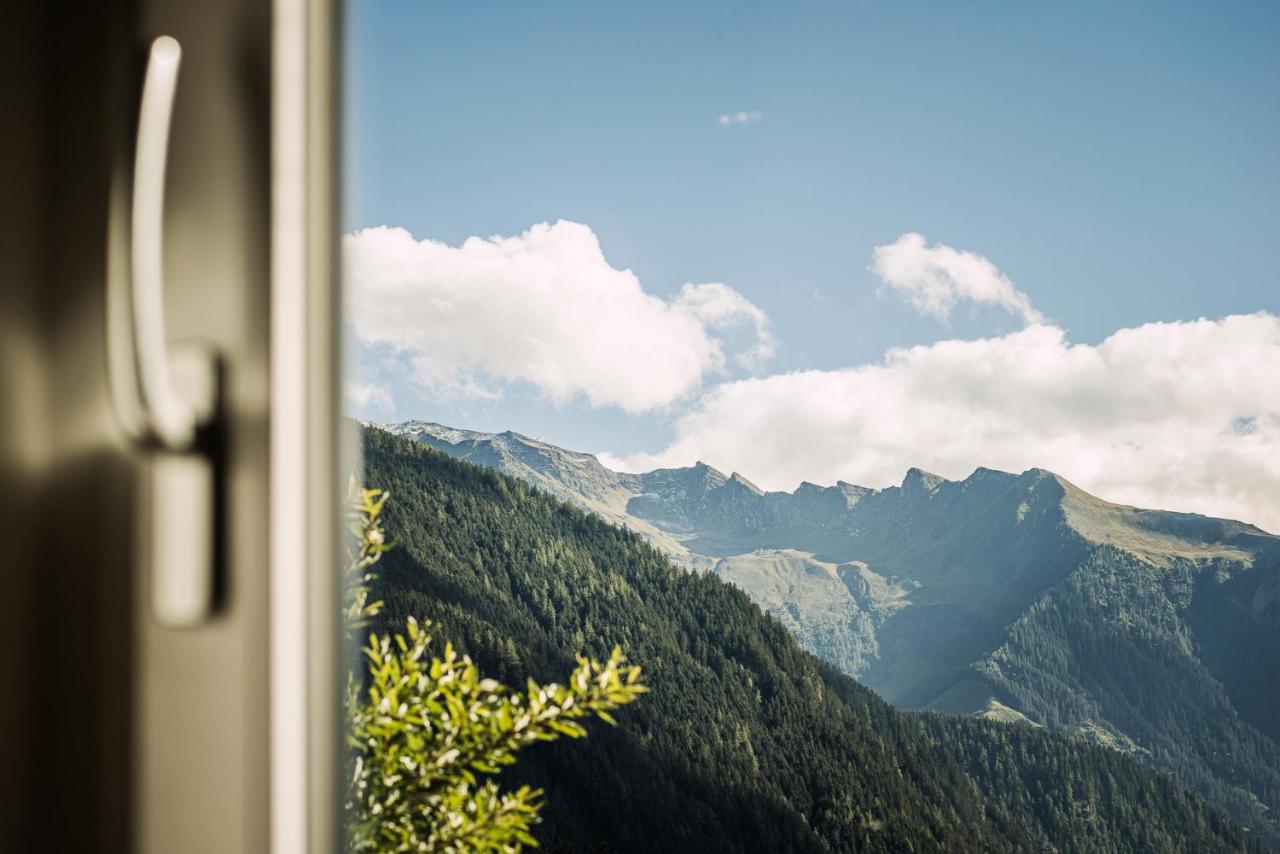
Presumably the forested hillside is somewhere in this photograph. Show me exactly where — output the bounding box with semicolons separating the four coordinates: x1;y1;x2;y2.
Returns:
386;420;1280;843
362;428;1266;853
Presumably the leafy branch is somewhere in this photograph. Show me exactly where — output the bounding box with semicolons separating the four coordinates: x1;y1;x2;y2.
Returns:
342;485;646;852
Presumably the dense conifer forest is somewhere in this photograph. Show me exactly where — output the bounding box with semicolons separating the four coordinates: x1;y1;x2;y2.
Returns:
363;427;1267;852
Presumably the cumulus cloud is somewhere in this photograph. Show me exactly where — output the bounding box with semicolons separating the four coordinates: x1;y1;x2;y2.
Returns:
603;313;1280;533
872;233;1044;325
718;110;763;126
344;381;394;412
344;221;773;413
673;281;774;368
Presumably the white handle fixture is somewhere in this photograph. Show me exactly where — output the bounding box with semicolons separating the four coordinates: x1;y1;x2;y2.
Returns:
108;36;222;627
129;35;219;450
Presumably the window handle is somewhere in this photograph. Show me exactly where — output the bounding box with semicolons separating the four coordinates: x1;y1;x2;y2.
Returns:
121;35;220;450
109;35;222;627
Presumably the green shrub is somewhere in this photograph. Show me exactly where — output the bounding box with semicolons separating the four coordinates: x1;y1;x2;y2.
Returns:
342;485;646;852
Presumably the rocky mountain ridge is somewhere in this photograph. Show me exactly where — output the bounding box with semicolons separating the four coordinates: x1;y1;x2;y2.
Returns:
376;419;1280;843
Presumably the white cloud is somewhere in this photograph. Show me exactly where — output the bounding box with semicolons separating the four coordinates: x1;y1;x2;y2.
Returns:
674;281;775;368
344;381;395;412
344;220;772;413
718;110;763;126
872;233;1044;325
604;313;1280;533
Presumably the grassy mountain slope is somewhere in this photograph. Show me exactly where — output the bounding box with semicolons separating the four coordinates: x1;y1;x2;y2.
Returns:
362;427;1265;853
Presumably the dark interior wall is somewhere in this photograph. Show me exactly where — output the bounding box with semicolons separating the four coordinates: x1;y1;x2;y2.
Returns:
0;1;138;851
0;2;46;847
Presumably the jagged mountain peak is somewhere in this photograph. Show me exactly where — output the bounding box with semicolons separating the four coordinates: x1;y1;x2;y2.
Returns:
835;480;876;499
901;467;947;494
692;460;728;479
382;421;1273;551
382;420;603;465
727;472;764;495
380;419;476;444
966;465;1019;483
639;461;728;492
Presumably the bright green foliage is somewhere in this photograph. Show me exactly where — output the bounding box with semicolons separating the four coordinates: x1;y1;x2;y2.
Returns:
346;622;645;852
344;480;392;634
342;483;646;853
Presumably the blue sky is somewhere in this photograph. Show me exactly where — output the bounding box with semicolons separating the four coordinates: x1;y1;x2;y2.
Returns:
343;1;1280;527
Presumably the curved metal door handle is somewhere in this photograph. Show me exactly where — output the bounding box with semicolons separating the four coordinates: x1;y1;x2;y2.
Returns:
113;35;219;452
108;35;222;627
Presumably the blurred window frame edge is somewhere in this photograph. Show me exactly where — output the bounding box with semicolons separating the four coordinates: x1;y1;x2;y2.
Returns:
269;0;346;851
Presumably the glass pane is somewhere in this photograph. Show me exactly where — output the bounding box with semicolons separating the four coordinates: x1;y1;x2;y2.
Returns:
341;4;1280;850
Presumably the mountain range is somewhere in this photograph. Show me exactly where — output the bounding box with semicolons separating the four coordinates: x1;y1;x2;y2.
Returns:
362;426;1269;851
377;419;1280;844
